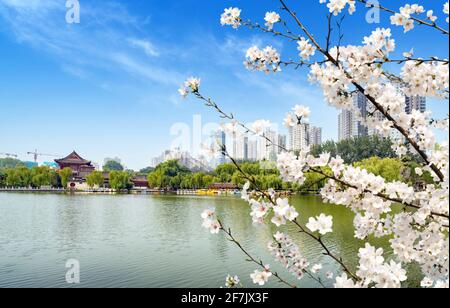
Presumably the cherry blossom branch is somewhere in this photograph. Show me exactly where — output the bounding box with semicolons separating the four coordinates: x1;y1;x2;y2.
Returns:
368;58;449;66
188;79;447;283
193;88;448;220
308;167;450;220
241;21;331;70
242;20;300;42
304;271;327;288
221;148;360;281
356;0;449;35
217;220;298;288
278;0;445;182
325;13;333;53
193;91;288;153
279;59;329;69
300;175;328;192
244;8;447;100
291;220;360;281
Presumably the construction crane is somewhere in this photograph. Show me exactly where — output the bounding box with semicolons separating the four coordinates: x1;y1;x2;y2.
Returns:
26;150;59;163
0;152;18;158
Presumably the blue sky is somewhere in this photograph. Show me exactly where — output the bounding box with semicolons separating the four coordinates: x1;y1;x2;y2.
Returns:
0;0;448;170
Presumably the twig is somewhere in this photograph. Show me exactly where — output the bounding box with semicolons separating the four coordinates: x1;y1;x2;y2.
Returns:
292;220;360;281
193;87;449;222
278;0;445;182
221;148;360;281
218;220;298;288
357;0;449;35
308;167;449;220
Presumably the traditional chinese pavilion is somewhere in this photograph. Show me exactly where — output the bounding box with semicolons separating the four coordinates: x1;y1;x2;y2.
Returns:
131;176;149;188
55;151;95;179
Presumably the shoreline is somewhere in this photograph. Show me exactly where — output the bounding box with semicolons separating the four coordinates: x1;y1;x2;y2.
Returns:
0;188;307;197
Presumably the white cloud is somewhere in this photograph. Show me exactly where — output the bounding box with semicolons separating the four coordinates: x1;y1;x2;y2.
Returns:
0;0;181;86
0;0;59;10
235;71;321;103
109;53;182;85
129;38;159;57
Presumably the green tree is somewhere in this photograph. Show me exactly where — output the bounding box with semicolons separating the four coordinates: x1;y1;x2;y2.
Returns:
59;168;73;189
30;167;58;188
192;172;205;189
5;169;19;187
138;166;155;175
354;157;404;182
109;171;132;191
311;135;397;164
86;171;105;188
297;170;328;193
5;167;32;188
0;169;5;187
399;158;434;186
231;172;245;187
202;175;215;188
214;163;236;182
103;160;124;172
147;160;191;189
0;158;24;169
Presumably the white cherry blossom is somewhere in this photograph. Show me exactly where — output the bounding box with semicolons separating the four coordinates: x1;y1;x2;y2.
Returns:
311;264;323;274
250;266;272;286
225;275;240;288
251;119;271;135
306;214;334;235
292;105;311;119
264;12;280;30
201;1;450;289
221;7;241;29
297;38;316;60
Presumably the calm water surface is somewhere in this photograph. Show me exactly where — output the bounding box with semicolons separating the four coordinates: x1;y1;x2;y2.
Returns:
0;193;417;288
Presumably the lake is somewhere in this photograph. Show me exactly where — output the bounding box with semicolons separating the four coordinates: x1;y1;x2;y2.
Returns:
0;192;418;288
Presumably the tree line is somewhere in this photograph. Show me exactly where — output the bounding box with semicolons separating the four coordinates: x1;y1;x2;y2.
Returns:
0;136;429;191
0;158;139;190
147;159;284;190
310;135;397;164
0;164;134;191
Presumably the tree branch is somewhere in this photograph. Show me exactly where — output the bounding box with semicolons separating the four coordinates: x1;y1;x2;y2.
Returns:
278;0;445;182
308;167;449;220
357;0;449;35
222;149;360;281
218;220;298;288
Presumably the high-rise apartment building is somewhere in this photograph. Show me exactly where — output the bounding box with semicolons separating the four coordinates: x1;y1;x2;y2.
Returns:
339;92;427;141
289;123;322;151
405;96;426;114
247;139;258;161
338;110;353;141
338;91;370;141
278;134;287;153
234;134;249;161
254;130;287;161
215;130;227;164
309;126;322;146
289;123;309;151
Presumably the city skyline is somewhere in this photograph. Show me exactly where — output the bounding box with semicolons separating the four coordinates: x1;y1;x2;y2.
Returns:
338;92;430;142
149;118;325;170
0;0;448;170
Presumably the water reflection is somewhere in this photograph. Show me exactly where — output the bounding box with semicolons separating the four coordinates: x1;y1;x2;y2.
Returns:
0;193;419;288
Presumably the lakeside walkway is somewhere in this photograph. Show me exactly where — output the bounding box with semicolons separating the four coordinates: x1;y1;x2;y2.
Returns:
0;187;66;193
0;187;295;197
